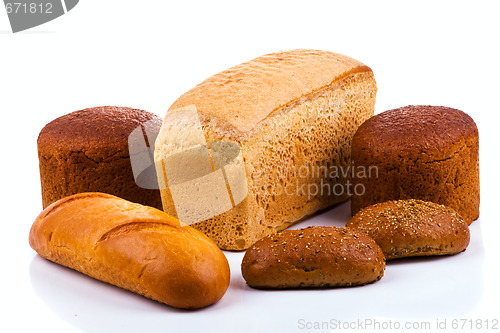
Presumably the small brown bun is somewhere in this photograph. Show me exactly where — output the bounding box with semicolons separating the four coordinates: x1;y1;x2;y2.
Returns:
241;226;385;289
346;199;470;260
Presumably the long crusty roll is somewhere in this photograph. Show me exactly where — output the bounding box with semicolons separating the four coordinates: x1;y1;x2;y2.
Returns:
29;192;230;309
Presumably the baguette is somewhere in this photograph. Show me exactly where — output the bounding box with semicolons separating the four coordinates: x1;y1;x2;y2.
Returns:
155;49;377;250
346;199;470;260
241;226;385;289
29;192;230;309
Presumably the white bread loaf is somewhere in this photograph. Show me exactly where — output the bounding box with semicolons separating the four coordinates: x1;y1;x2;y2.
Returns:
155;49;377;250
29;193;231;309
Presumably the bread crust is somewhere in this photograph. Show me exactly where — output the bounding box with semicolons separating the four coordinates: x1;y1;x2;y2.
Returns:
350;105;479;224
38;106;163;209
155;50;377;250
168;49;372;138
29;192;230;309
241;226;385;289
346;199;470;260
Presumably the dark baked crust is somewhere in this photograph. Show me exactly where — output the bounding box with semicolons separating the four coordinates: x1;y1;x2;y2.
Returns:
350;105;479;224
346;199;470;260
38;106;161;159
241;226;385;289
38;106;162;209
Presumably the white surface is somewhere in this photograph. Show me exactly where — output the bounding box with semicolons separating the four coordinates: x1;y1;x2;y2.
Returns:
1;1;499;332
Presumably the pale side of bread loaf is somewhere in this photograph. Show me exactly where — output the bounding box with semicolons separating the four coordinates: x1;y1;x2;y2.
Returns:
29;192;230;309
155;49;377;250
241;226;385;289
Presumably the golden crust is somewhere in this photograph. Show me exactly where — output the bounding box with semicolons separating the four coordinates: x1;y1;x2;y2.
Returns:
29;192;230;309
156;50;377;250
169;49;372;138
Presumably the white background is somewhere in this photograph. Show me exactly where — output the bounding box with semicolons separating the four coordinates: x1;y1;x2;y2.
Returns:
1;1;499;332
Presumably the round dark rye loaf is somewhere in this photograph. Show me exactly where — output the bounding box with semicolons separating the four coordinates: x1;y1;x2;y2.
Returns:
346;199;470;260
241;226;385;289
350;105;479;224
38;106;162;209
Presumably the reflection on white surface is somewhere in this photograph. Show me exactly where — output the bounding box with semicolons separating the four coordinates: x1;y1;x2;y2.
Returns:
29;200;484;333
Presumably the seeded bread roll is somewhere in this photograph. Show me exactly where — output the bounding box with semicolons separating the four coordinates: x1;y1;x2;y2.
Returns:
155;49;377;250
346;199;470;260
350;105;479;224
29;192;230;309
241;226;385;289
38;106;162;209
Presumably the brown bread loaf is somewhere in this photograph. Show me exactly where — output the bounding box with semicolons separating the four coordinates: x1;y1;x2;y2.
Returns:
350;105;479;224
346;199;470;260
29;192;230;309
38;106;162;209
241;226;385;288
